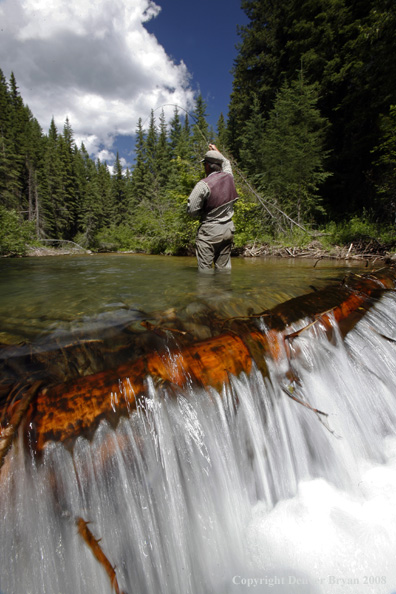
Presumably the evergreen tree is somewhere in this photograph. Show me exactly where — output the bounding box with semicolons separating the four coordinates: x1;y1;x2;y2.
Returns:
24;113;44;235
145;110;157;194
57;117;78;238
228;0;396;217
178;113;193;160
96;159;113;227
372;105;396;222
238;94;266;178
73;143;104;245
215;113;228;152
258;73;331;224
131;118;150;202
169;107;183;158
0;70;18;209
111;152;128;224
41;118;63;237
156;109;171;188
6;72;27;209
192;95;210;155
229;0;294;157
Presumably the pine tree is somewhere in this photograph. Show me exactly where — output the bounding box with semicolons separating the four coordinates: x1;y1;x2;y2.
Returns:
131;118;150;203
41;118;61;237
96;159;113;228
192;95;209;156
372;104;396;222
0;70;17;209
6;73;27;209
24;113;44;235
215;113;228;152
56;117;78;238
177;113;193;160
238;94;266;178
156;109;171;189
258;73;331;223
145;110;157;194
228;0;294;158
229;0;396;217
169;106;182;158
111;152;128;225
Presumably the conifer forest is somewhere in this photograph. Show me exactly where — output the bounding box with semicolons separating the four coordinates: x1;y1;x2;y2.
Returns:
1;0;396;256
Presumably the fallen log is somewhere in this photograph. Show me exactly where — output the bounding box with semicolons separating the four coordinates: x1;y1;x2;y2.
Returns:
1;266;396;460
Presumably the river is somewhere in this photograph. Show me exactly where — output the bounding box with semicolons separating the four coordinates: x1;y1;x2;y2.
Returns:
0;253;365;343
1;254;396;594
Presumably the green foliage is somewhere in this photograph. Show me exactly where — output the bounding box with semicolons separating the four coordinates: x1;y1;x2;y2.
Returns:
230;0;396;216
94;224;137;252
2;60;396;258
257;73;331;223
0;206;35;255
192;94;211;155
323;216;396;247
372;105;396;221
233;198;272;247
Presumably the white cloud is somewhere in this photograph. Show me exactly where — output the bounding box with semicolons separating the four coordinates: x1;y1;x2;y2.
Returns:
0;0;195;162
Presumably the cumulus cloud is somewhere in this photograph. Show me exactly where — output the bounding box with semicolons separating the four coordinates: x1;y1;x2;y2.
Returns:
0;0;195;161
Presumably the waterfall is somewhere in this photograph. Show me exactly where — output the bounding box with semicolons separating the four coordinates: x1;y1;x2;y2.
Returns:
1;293;396;594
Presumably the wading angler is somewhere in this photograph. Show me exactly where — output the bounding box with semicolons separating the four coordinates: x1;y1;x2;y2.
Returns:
187;143;238;272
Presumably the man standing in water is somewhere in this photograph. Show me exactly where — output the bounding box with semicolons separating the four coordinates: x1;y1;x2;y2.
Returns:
187;144;238;272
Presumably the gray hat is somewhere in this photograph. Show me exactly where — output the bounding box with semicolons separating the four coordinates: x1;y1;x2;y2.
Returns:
201;150;222;165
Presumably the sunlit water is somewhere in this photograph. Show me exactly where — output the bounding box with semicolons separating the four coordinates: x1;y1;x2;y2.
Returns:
0;253;364;342
1;255;396;594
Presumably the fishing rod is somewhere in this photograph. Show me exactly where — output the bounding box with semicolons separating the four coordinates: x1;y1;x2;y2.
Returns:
142;103;310;235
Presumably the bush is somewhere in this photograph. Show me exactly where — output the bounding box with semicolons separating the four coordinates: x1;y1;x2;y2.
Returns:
323;216;396;247
233;200;274;247
0;207;36;256
94;225;138;252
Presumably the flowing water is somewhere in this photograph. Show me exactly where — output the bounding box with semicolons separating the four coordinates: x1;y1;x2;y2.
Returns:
1;254;396;594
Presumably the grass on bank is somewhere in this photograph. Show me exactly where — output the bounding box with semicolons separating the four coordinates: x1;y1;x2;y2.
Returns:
236;216;396;256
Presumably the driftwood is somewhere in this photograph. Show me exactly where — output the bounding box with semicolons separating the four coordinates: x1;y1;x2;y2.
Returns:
1;266;396;462
241;240;395;263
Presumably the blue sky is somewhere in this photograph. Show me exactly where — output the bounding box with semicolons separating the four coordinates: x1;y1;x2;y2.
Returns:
116;0;248;165
0;0;248;169
144;1;248;128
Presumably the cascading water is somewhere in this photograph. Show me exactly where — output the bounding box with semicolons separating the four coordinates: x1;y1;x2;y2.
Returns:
1;293;396;594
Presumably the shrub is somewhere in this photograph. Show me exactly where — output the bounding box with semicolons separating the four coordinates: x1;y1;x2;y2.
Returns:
0;207;36;256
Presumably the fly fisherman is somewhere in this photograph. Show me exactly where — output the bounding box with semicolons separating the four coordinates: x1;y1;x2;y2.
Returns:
187;144;238;272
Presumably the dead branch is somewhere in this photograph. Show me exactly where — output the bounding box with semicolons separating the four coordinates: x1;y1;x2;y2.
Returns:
76;517;127;594
281;385;328;417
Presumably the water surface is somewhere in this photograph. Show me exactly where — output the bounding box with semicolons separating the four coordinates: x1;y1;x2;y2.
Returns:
0;253;366;344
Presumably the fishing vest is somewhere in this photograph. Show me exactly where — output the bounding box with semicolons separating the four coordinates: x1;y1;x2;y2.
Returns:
202;172;238;213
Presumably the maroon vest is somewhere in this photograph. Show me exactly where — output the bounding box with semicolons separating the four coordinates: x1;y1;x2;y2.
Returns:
202;172;238;212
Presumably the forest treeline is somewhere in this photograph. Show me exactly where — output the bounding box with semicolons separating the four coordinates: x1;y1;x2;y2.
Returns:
1;0;396;256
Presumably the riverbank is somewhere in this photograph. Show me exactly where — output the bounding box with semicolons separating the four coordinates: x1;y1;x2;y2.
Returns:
15;241;396;264
238;239;396;264
1;236;395;264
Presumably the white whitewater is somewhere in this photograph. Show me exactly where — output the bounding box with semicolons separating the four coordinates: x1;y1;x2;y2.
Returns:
1;294;396;594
